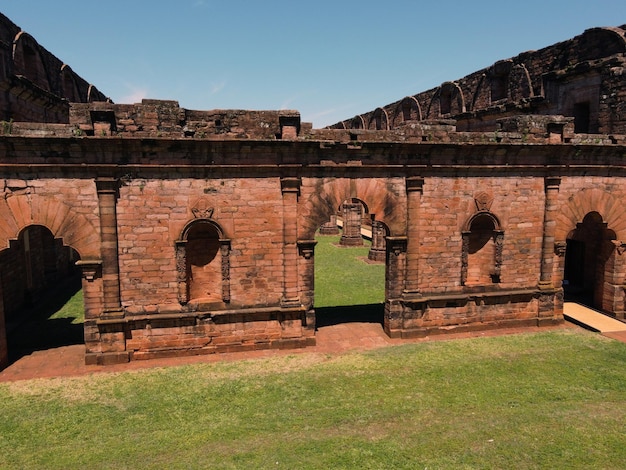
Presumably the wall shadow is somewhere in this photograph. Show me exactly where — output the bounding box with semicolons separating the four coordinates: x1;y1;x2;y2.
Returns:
315;303;384;329
6;275;83;363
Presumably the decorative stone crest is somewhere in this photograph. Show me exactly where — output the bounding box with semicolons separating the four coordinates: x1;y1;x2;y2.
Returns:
554;241;567;257
474;192;493;212
191;198;215;219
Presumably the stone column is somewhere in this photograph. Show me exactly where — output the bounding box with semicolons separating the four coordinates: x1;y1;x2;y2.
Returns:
76;260;104;358
319;214;340;235
96;177;123;319
368;218;386;262
405;177;424;293
340;202;364;246
298;239;317;337
538;177;561;289
384;236;407;337
281;177;300;307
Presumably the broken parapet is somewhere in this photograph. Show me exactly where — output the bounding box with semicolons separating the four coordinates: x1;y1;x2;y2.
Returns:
69;100;302;139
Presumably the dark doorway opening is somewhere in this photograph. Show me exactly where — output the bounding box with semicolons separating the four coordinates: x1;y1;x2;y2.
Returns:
563;238;589;303
563;212;616;311
1;225;84;364
315;304;384;328
6;277;83;363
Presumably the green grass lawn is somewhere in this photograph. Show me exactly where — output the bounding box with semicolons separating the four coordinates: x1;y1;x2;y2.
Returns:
3;237;626;468
1;329;626;469
314;233;385;307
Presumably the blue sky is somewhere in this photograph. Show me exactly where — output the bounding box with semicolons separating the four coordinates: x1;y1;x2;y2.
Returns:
3;1;626;127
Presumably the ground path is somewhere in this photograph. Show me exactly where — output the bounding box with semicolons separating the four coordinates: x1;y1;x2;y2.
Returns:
0;318;602;382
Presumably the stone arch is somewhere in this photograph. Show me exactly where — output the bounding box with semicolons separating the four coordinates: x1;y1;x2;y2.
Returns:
368;108;389;130
433;81;465;117
392;96;422;127
175;218;231;306
349;115;365;130
509;64;533;102
0;194;100;260
301;178;405;240
577;27;626;62
555;188;626;242
461;211;504;286
60;64;81;102
12;31;50;92
555;188;626;315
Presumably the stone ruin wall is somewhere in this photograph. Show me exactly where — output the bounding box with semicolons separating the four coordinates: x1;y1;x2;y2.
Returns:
331;26;626;136
2;19;626;366
0;13;108;124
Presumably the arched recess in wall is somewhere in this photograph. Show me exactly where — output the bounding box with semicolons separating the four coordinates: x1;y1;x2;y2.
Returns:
461;211;504;286
175;218;231;306
349;115;365;130
391;96;422;127
368;108;389;130
509;64;533;102
12;31;50;92
555;188;626;314
60;64;81;102
577;27;626;62
435;81;465;117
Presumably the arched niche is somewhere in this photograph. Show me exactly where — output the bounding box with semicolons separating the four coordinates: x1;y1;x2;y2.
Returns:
12;31;50;92
175;218;231;306
368;107;389;130
437;81;465;116
461;211;504;286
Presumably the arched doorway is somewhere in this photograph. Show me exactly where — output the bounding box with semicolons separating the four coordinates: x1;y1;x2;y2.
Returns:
564;212;617;310
0;225;82;364
314;199;385;327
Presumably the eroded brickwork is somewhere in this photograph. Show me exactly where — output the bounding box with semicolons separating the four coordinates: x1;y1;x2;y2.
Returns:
1;21;626;367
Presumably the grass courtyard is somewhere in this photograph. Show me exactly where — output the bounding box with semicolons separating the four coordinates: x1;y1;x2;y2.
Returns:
1;233;626;468
1;329;626;469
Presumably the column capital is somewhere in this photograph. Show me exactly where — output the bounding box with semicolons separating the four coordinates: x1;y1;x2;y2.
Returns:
95;177;121;196
406;176;425;193
280;177;301;195
297;239;317;259
544;176;561;191
76;260;102;282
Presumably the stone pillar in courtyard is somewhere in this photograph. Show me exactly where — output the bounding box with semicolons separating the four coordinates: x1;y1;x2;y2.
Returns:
538;177;562;322
340;202;363;246
405;177;424;293
368;218;386;262
96;178;123;319
319;214;340;235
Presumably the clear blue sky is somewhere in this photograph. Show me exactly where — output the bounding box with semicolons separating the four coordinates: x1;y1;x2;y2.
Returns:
3;1;626;128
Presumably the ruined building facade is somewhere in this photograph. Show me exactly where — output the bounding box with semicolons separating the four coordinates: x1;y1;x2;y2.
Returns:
1;16;626;367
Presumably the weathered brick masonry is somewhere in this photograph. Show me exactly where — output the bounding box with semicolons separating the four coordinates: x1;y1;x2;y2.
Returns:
1;18;626;367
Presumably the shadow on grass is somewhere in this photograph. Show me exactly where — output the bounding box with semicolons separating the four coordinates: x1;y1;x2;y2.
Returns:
6;276;83;364
315;303;384;329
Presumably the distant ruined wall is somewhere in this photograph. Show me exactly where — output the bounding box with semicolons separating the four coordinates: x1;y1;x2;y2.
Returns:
333;26;626;135
0;13;108;124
